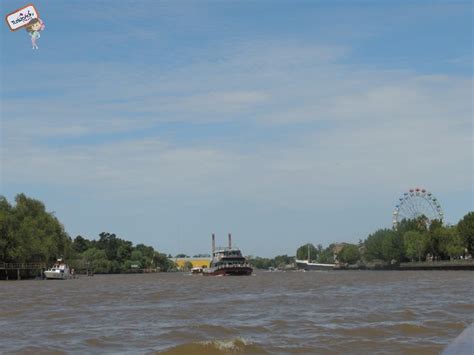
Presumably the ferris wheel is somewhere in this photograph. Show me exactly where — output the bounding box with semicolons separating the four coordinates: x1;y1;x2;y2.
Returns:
392;188;444;229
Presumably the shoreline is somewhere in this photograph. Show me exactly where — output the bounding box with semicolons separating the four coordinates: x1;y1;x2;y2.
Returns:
335;260;474;271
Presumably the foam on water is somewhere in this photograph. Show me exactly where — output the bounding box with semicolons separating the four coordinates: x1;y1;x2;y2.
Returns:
159;338;268;355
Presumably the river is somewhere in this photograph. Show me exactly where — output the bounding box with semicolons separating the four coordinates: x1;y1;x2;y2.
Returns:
1;271;473;354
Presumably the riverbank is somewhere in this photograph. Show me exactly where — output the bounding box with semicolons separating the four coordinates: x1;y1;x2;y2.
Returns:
335;259;474;271
399;260;474;271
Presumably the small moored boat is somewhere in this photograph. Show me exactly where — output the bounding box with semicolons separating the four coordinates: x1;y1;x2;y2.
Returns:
191;267;204;274
44;259;71;280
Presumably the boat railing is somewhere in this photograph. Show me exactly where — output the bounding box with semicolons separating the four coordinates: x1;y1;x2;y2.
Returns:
214;263;251;270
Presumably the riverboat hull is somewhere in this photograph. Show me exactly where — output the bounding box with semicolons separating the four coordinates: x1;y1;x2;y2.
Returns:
44;271;69;279
203;266;253;276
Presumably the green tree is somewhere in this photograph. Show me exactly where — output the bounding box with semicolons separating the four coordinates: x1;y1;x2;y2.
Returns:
403;231;428;261
131;250;144;268
337;244;360;264
317;245;335;263
136;244;154;259
183;261;193;271
273;255;294;268
396;217;428;235
437;227;464;259
382;232;405;262
135;243;154;268
117;242;133;262
0;197;15;262
457;212;474;254
153;252;176;271
73;235;91;254
424;222;454;259
365;229;404;262
296;243;318;261
97;232;120;260
82;248;110;273
364;229;388;261
248;257;272;269
0;194;72;263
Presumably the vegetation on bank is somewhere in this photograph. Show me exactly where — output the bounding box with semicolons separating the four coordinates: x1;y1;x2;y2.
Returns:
247;255;294;269
296;243;334;264
0;194;175;274
296;212;474;266
70;233;176;273
2;194;473;273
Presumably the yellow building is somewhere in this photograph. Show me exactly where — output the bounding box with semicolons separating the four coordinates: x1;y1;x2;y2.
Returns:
173;257;211;270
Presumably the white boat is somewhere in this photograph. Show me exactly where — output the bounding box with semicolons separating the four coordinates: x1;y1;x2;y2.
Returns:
295;244;335;271
191;267;204;274
295;259;335;270
44;259;71;280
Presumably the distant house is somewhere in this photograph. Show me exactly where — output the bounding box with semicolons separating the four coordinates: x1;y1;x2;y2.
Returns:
173;257;211;270
332;243;349;255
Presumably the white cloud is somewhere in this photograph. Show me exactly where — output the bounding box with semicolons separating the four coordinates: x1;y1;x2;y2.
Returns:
1;41;472;243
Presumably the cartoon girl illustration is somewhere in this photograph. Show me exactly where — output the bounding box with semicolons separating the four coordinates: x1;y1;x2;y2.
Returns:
25;18;45;49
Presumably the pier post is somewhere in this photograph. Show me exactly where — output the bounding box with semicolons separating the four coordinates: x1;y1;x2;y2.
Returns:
17;268;20;280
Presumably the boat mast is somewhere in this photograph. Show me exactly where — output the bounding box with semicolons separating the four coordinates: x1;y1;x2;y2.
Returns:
212;233;215;256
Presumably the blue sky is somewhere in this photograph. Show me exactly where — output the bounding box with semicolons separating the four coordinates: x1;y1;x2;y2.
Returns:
1;0;472;257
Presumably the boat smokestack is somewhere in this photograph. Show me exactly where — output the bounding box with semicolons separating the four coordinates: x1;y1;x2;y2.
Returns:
228;233;232;249
212;233;215;255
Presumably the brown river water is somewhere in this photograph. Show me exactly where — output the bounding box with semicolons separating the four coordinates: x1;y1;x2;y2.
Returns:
1;271;473;354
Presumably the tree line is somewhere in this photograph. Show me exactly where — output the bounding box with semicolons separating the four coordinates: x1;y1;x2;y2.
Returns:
296;212;474;266
71;233;175;273
0;194;175;274
247;255;294;269
2;194;473;273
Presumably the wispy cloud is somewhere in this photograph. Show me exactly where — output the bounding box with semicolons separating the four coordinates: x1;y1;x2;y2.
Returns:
3;41;471;200
1;1;472;255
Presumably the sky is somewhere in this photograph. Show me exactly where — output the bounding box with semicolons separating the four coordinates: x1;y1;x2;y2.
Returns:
1;0;472;257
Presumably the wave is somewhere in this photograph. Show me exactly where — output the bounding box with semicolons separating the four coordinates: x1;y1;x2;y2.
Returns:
385;322;433;335
158;338;268;354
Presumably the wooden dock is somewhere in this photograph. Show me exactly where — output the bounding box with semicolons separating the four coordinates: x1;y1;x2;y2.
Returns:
0;262;47;280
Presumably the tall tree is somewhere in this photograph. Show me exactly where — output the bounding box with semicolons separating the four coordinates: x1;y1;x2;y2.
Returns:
296;243;318;261
0;194;71;263
437;227;464;259
73;235;90;254
0;197;15;262
457;212;474;254
364;229;388;261
403;231;428;261
365;229;404;262
337;244;361;264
